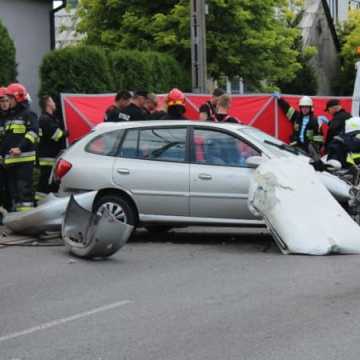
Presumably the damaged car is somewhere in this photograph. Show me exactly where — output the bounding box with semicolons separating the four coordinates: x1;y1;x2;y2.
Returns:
52;121;353;232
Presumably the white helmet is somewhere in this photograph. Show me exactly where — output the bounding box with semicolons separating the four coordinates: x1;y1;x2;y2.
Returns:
299;96;313;107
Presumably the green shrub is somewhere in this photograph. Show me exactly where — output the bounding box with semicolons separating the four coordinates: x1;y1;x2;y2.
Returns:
110;49;190;93
39;46;114;105
0;20;17;85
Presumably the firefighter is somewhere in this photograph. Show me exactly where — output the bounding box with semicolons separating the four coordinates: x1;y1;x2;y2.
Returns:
277;95;323;153
199;88;224;121
324;99;352;149
0;87;11;215
161;88;188;120
2;83;38;212
327;116;360;168
37;96;67;194
104;90;132;122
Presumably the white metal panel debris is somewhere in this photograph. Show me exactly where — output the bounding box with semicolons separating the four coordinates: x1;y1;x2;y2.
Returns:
248;158;360;255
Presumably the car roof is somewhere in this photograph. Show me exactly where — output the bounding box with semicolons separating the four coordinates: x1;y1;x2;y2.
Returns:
95;120;249;131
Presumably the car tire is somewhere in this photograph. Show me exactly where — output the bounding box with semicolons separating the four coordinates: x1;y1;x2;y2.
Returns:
145;225;172;234
93;194;137;226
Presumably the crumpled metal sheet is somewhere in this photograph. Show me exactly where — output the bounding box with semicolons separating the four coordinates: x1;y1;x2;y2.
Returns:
3;192;97;236
248;157;360;255
62;195;133;259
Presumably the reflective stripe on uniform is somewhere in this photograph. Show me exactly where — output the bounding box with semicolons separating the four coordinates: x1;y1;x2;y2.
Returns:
6;124;26;134
39;157;56;166
312;135;324;143
4;151;36;165
286;107;296;120
5;119;25;126
51;128;64;142
347;153;360;166
25;131;39;144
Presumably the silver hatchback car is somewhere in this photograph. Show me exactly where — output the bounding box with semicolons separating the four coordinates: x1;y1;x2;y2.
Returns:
54;121;306;231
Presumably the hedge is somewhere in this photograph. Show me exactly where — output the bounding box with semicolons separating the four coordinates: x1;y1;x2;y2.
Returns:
110;49;190;92
39;46;114;105
39;46;190;105
0;20;17;85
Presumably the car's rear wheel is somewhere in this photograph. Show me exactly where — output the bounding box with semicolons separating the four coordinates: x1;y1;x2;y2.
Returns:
145;225;172;234
93;194;137;226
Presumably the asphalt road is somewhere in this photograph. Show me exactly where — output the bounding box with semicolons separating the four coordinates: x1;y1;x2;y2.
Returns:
1;227;360;360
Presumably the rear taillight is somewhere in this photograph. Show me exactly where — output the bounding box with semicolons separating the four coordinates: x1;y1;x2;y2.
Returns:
55;159;72;180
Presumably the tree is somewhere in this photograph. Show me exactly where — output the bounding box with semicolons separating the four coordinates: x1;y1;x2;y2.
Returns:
0;20;17;85
336;10;360;95
77;0;301;89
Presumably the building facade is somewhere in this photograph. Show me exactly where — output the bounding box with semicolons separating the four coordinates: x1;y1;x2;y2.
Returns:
0;0;62;112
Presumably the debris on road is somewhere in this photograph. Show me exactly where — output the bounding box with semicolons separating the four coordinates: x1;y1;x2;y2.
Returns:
62;195;133;259
248;157;360;255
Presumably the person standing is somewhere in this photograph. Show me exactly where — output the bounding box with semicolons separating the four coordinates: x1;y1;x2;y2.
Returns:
215;94;241;123
0;87;11;214
277;95;323;152
161;88;188;120
324;99;352;149
37;96;67;194
145;93;166;120
2;83;38;212
118;91;148;121
199;88;225;121
104;90;132;122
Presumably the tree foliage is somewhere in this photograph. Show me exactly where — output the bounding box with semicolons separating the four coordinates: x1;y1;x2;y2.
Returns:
77;0;302;89
336;10;360;95
0;20;17;85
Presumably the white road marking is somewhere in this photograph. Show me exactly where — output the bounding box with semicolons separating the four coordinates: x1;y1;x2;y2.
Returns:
0;300;132;343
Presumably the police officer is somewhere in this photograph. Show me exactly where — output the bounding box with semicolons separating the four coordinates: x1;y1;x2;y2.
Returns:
199;88;224;121
161;89;188;120
277;95;323;152
2;83;38;212
38;96;67;194
104;90;132;122
117;91;148;121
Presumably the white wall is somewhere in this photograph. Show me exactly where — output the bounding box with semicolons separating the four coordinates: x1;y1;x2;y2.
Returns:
0;0;52;113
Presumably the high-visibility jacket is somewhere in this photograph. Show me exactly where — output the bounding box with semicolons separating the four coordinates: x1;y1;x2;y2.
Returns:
38;112;66;167
0;110;8;165
1;102;39;166
278;98;323;147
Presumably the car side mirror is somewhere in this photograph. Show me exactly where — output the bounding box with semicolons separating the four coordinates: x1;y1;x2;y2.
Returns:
246;156;264;168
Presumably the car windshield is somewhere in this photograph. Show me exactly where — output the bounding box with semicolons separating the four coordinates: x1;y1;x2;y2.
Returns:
241;127;307;157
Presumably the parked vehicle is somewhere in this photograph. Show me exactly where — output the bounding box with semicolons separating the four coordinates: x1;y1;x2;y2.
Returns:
53;121;351;232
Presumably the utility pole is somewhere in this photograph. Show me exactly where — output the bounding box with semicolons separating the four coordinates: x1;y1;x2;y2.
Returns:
190;0;208;93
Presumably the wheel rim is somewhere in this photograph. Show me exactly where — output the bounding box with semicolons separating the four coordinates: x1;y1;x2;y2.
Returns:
97;202;127;223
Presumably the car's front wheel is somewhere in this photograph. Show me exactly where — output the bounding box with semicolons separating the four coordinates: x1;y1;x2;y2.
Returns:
93;194;137;226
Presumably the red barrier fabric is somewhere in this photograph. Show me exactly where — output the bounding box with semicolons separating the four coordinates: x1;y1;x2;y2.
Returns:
61;93;353;144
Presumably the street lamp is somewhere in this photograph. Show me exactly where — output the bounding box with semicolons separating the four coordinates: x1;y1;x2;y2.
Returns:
190;0;208;93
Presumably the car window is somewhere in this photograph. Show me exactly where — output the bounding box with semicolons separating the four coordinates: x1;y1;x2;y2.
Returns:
119;129;139;158
139;127;187;162
85;130;122;156
193;128;260;167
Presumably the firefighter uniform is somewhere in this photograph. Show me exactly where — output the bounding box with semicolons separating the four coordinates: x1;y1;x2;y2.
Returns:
278;97;323;152
2;101;38;211
37;112;66;193
0;95;11;212
327;117;360;167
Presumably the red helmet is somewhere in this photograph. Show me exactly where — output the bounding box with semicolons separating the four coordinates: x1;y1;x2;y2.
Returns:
0;87;7;98
6;83;28;103
166;88;185;107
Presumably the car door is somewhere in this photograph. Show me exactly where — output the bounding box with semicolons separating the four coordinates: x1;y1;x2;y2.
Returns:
112;125;190;217
190;127;260;220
